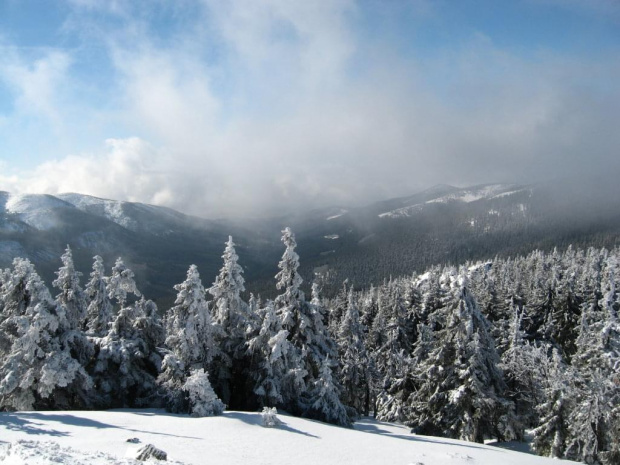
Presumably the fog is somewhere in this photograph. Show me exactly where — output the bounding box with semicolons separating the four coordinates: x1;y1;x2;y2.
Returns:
1;1;619;219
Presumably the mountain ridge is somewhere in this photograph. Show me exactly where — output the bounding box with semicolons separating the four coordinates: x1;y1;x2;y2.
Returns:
2;178;620;302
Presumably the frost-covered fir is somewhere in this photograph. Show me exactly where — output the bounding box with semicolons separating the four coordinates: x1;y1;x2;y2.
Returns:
272;228;341;419
106;257;141;308
306;357;349;427
51;247;95;406
84;255;114;336
0;259;90;410
337;289;369;417
160;264;216;412
208;236;252;409
183;368;224;417
93;262;163;408
247;301;293;407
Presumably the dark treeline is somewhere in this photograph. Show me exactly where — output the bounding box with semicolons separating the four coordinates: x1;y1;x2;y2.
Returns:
0;232;618;464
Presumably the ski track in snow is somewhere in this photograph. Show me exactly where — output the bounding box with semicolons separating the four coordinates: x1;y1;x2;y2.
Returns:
0;409;581;465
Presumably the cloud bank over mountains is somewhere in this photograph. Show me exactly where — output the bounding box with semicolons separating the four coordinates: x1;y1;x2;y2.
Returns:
0;0;619;218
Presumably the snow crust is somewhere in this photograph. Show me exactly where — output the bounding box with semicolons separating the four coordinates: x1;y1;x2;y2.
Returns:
0;409;580;465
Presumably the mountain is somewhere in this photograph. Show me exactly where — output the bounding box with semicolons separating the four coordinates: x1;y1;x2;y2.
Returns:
0;191;278;306
0;409;579;465
2;175;620;303
274;177;620;294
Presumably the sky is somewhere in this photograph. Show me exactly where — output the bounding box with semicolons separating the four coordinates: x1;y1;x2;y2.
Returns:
0;0;619;218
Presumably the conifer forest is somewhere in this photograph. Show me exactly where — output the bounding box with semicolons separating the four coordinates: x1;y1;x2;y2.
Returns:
0;229;618;464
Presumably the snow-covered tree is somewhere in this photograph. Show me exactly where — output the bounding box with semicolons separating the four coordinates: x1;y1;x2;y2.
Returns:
106;258;141;308
84;256;114;336
305;357;349;427
208;236;250;408
160;265;216;412
92;262;161;408
532;349;574;459
183;368;225;417
53;246;86;330
337;289;369;416
274;227;304;331
0;259;91;410
409;277;516;442
51;246;95;406
247;301;292;407
272;228;341;418
209;237;248;341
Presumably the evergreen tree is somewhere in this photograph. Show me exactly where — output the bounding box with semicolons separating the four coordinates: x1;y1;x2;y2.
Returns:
208;236;251;408
183;368;225;417
337;289;369;417
51;246;94;407
273;228;340;419
306;357;350;427
106;258;141;308
160;265;217;412
274;227;304;332
92;262;160;408
532;349;574;459
53;246;87;330
84;256;114;336
0;259;90;410
409;277;516;442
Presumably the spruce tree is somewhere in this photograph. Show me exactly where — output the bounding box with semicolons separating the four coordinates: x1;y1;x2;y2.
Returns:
337;289;369;417
84;256;114;336
160;264;216;412
0;259;90;410
208;236;251;408
51;246;94;407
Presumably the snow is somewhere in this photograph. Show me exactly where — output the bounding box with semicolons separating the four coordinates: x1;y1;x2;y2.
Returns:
57;193;136;230
490;188;528;199
3;194;72;230
326;209;348;220
358;233;376;244
0;409;580;465
379;184;522;218
425;184;517;205
324;234;340;240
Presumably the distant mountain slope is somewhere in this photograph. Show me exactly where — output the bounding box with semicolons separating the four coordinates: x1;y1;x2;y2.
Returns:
2;175;620;303
378;183;528;218
0;192;278;306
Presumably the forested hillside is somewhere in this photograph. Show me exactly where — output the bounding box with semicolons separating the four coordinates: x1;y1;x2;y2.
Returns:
1;229;618;463
3;178;620;305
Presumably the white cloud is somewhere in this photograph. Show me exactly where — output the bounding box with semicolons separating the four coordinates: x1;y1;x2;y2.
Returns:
0;48;71;125
1;1;619;217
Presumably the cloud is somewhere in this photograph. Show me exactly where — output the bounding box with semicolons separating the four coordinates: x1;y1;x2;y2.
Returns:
0;47;71;125
1;1;619;218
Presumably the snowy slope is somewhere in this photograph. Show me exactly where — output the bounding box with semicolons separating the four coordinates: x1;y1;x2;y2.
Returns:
0;409;580;465
379;184;527;218
3;193;75;230
57;193;138;230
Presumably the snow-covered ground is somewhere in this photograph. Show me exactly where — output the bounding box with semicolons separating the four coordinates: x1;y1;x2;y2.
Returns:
0;409;580;465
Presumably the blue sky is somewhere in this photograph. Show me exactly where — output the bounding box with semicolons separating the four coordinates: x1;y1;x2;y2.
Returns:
0;0;619;217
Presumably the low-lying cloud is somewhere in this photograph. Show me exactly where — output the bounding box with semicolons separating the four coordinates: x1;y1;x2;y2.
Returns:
1;1;619;218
